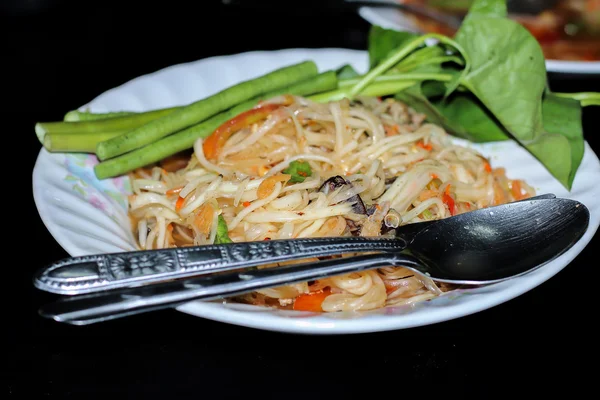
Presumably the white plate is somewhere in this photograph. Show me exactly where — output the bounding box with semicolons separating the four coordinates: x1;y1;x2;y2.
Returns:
32;48;600;334
358;6;600;74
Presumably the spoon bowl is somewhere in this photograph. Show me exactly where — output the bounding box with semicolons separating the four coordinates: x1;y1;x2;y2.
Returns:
398;196;590;284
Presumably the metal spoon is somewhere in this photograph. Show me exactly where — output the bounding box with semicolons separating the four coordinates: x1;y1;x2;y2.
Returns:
36;195;589;325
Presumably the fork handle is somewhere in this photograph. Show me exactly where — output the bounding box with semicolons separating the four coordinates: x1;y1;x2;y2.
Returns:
39;252;423;325
34;237;408;295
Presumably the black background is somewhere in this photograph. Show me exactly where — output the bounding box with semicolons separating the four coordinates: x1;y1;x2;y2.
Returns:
5;0;599;397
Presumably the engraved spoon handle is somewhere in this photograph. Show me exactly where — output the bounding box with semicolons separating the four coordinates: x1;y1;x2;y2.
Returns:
39;252;422;325
34;236;409;295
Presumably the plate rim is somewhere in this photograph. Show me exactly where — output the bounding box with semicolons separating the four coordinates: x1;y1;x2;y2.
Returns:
32;47;600;334
357;6;600;75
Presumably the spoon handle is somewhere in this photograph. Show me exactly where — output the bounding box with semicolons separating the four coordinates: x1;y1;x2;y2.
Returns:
39;252;422;325
33;236;408;295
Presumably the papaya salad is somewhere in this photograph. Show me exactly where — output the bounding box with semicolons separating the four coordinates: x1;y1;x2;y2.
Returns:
127;94;534;312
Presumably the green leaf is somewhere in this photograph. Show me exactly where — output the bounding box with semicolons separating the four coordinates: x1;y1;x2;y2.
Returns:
534;94;583;189
455;18;546;141
368;25;418;69
523;134;573;188
421;80;447;98
283;160;312;183
214;215;233;244
396;84;509;142
336;64;359;80
432;93;510;142
395;84;472;140
458;0;507;25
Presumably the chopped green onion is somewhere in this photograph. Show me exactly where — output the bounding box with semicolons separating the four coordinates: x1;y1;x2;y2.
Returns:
283;160;312;183
214;215;233;244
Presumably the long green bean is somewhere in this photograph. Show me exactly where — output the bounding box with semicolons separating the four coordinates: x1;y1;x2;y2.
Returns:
44;132;123;153
63;107;181;121
95;61;319;161
35;107;179;144
94;70;337;179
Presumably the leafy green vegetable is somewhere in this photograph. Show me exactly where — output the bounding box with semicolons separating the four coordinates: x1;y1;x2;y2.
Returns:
283;160;312;183
455;17;547;141
457;0;506;24
361;0;590;190
352;33;469;98
395;84;472;140
451;0;584;187
368;25;417;69
535;94;584;189
214;215;233;244
432;93;510;142
396;85;508;142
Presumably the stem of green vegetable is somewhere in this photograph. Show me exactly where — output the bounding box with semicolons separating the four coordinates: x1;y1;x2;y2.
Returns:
308;81;418;103
349;33;471;98
552;92;600;107
338;73;453;88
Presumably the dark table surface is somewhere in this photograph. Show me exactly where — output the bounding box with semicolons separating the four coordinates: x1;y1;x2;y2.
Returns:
6;0;600;397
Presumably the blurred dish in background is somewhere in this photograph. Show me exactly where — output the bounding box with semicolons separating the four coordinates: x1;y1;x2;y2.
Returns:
358;0;600;73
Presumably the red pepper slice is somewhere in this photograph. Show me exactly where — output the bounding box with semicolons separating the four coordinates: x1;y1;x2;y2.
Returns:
203;103;282;160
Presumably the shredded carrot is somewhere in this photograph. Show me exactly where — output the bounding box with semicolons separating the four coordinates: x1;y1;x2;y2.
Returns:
384;280;402;295
430;173;439;180
442;193;456;215
167;223;174;232
493;181;507;206
292;288;331;312
384;124;400;136
166;186;184;196
441;184;455;215
416;140;433;151
483;162;492;173
257;174;290;199
194;204;215;235
511;180;526;200
492;167;506;178
242;201;251;208
175;196;185;211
